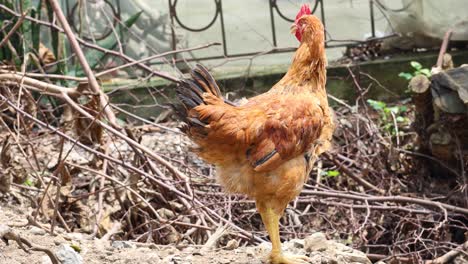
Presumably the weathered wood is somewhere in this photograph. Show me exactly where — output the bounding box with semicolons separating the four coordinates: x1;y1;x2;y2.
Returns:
410;74;430;93
425;65;468;178
431;65;468;114
411;75;433;152
412;61;468;180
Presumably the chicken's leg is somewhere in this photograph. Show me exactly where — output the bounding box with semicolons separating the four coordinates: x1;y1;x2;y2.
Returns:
258;203;310;264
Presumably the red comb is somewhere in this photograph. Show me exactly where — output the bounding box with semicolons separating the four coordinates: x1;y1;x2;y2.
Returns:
296;4;311;20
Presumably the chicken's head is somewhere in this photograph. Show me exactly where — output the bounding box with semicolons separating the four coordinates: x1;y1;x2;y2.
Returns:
290;4;323;43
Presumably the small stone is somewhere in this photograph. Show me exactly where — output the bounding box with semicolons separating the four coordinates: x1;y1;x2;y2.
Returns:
257;242;271;251
283;239;304;251
304;232;328;252
54;236;66;245
290;239;305;249
64;232;85;241
192;250;203;256
339;251;372;264
162;255;181;264
111;241;136;249
30;226;46;235
219;258;231;264
56;244;83;264
166;247;180;254
246;247;256;257
182;246;194;252
157;208;175;220
225;239;239;250
40;255;52;264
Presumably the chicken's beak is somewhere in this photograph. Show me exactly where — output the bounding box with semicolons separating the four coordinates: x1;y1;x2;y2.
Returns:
290;23;297;35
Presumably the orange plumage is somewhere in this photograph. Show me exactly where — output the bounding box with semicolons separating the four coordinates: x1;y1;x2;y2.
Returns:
175;5;334;263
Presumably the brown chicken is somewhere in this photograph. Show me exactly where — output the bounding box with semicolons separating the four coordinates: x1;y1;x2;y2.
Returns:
174;4;334;264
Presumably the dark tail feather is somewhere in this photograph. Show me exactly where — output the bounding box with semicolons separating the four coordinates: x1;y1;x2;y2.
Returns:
173;64;223;133
191;64;222;97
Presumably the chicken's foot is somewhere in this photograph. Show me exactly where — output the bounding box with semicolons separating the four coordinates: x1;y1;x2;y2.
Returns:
258;205;310;264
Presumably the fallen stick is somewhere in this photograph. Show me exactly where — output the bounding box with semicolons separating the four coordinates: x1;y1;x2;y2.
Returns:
0;224;60;264
427;241;468;264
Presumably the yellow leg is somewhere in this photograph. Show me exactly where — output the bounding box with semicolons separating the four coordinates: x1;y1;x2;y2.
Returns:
258;205;310;264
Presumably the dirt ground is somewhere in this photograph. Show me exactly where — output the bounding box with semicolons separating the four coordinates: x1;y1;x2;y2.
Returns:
0;202;370;264
0;201;257;264
0;200;374;264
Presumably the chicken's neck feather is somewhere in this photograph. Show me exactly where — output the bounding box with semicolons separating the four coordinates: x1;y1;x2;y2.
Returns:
276;34;327;93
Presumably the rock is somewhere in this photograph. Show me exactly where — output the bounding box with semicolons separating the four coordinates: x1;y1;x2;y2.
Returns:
111;240;136;249
283;238;304;251
182;246;195;253
304;232;328;252
303;232;371;264
157;208;176;220
454;254;468;264
29;226;46;235
337;250;371;264
166;247;180;255
257;241;271;252
219;258;231;264
225;239;239;250
56;244;83;264
40;255;53;264
162;255;182;264
63;232;86;241
245;247;256;257
192;250;203;256
290;239;305;249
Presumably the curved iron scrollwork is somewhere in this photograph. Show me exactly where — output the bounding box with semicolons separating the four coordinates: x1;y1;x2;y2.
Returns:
168;0;227;56
69;0;380;64
269;0;324;47
69;0;120;41
270;0;320;23
169;0;221;32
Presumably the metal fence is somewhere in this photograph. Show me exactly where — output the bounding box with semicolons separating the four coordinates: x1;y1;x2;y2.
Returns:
64;0;384;63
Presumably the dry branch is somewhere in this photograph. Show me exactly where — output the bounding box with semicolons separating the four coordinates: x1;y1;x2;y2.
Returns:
0;224;60;264
47;0;117;127
302;190;468;215
0;93;265;243
428;241;468;264
0;72;78;96
0;4;180;83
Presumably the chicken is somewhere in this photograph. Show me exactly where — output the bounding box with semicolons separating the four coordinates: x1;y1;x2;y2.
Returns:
174;4;334;264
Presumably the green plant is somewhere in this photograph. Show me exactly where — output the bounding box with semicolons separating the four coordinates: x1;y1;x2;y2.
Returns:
367;99;409;136
320;169;340;179
23;178;34;187
398;61;431;80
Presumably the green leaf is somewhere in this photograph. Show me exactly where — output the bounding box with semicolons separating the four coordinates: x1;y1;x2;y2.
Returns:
419;68;431;77
23;178;33;187
367;99;386;111
410;61;422;70
70;244;82;253
326;170;340;177
398;72;413;80
124;10;143;28
399;105;408;113
386;106;399;114
396;116;405;122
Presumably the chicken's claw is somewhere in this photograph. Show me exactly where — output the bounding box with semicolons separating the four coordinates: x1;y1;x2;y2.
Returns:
268;253;311;264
